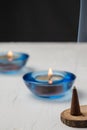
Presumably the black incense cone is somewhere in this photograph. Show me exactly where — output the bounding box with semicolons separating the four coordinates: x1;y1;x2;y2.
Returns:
70;87;82;116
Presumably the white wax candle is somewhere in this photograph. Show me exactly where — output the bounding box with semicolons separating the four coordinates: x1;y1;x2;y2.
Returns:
36;75;63;81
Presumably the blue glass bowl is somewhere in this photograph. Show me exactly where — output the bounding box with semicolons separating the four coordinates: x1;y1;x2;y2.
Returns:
0;52;29;73
23;71;76;99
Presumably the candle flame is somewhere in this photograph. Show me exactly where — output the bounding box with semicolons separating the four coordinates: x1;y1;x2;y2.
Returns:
48;68;53;84
7;51;13;61
48;68;53;76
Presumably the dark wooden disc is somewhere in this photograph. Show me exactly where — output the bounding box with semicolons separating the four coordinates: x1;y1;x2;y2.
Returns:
61;105;87;128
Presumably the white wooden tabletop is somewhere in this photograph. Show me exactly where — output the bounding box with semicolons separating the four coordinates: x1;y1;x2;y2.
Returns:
0;43;87;130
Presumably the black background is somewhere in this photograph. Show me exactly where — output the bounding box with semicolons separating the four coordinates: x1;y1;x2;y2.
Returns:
0;0;80;42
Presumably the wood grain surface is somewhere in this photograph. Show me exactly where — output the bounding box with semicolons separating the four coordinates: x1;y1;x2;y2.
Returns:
61;105;87;128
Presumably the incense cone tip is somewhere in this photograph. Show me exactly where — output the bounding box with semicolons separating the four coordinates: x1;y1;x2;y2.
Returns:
73;86;76;90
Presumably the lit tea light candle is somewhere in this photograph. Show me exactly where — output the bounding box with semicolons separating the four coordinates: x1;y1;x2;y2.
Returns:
23;70;76;98
7;51;13;61
0;51;16;61
36;68;63;84
0;52;29;73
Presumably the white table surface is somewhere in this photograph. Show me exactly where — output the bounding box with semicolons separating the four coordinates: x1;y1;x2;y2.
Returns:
0;43;87;130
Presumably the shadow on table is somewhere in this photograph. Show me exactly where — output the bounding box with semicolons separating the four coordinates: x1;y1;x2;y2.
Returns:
0;66;36;76
28;89;86;104
28;90;72;103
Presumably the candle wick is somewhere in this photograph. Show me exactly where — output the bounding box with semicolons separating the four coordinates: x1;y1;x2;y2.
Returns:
48;75;53;84
8;57;13;61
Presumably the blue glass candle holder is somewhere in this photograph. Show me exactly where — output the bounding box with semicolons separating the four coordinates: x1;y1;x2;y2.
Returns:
23;71;76;99
0;52;29;73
